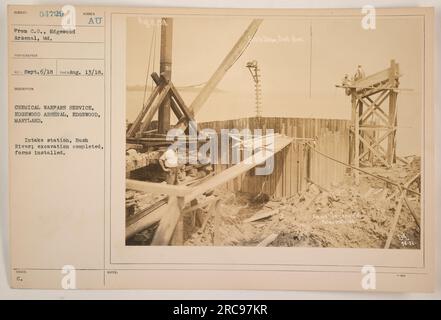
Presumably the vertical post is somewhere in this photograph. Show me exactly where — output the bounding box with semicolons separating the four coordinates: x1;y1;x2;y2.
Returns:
349;102;354;165
353;95;360;184
387;90;397;164
387;60;398;165
369;127;376;165
358;99;364;157
393;103;398;163
158;18;173;134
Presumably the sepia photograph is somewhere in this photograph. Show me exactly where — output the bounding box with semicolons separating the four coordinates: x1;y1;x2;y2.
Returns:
124;15;422;249
5;3;437;294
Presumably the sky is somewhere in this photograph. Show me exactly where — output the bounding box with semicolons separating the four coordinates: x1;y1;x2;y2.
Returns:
126;15;424;155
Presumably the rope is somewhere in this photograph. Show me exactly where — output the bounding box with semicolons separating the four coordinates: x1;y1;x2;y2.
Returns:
305;142;420;196
177;82;207;89
141;25;157;106
150;24;157;92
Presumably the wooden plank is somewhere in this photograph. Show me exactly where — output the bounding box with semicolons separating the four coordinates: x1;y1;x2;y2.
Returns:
354;98;360;184
358;135;391;167
181;195;217;214
299;123;306;191
189;20;263;115
257;233;278;247
333;132;338;185
151;196;185;245
277;152;282;197
269;122;276;196
170;214;184;245
384;191;405;249
359;129;394;160
126;197;168;226
282;120;287;197
287;125;293;197
126;203;168;240
127;84;162;137
385;170;418;249
387;91;398;164
151;72;184;120
321;132;327;187
281;148;287;197
138;84;171;135
169;82;195;120
126;179;190;197
212;200;222;246
275;150;283;197
360;90;390;123
186;135;293;202
353;68;391;89
244;209;279;223
403;196;421;228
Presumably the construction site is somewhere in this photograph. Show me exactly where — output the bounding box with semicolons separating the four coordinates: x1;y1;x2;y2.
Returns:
125;18;421;249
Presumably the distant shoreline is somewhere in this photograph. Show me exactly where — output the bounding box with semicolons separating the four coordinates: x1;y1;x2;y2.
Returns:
126;85;225;93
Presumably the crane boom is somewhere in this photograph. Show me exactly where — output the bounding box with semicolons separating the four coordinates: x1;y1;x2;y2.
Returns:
189;19;263;115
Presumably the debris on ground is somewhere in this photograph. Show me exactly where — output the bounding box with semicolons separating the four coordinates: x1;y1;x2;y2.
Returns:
184;158;421;249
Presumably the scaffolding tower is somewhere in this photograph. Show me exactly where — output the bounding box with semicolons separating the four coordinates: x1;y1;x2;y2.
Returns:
337;60;402;178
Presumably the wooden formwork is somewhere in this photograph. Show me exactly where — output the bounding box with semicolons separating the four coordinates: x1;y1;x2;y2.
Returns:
199;116;351;198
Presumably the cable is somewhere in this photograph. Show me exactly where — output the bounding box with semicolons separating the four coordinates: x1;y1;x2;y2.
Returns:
176;82;207;89
150;24;157;93
141;25;157;107
305;142;420;196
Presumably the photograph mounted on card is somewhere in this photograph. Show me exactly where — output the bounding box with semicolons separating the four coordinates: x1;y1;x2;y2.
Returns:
8;5;435;291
